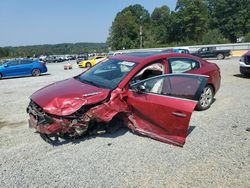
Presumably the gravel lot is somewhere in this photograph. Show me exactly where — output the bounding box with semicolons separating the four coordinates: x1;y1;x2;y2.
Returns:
0;58;249;188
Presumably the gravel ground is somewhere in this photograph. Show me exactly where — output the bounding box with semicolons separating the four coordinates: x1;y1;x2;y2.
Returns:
0;58;249;188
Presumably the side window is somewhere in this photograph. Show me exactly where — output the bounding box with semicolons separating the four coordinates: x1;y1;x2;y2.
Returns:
201;48;206;52
7;61;19;66
131;75;207;101
168;58;200;73
20;60;32;65
130;60;164;84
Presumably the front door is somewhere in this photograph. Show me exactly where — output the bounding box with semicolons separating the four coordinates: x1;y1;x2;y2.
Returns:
127;74;208;146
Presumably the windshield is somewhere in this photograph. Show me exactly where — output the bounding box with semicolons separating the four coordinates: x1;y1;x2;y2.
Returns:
76;58;137;89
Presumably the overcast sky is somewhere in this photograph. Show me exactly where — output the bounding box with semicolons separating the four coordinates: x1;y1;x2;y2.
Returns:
0;0;177;47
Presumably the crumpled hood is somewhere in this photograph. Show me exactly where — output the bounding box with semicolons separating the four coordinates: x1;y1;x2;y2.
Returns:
31;78;110;116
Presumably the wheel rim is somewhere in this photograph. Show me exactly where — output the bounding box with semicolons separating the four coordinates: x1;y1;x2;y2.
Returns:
86;63;91;68
217;54;223;59
33;69;40;76
199;86;213;108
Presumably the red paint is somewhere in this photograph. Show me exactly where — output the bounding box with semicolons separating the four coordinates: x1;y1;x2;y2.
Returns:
31;78;110;116
28;53;220;146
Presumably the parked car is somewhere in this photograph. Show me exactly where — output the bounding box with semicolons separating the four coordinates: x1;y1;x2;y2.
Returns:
76;55;88;64
161;48;190;54
191;47;231;60
239;50;250;75
27;52;220;146
0;59;47;79
78;56;107;68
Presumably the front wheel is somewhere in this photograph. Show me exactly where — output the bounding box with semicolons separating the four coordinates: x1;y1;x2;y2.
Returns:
196;85;214;111
32;69;41;76
86;62;91;68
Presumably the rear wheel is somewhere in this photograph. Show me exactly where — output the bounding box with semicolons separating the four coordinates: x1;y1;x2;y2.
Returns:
196;85;214;111
32;69;41;76
86;62;91;68
217;53;224;60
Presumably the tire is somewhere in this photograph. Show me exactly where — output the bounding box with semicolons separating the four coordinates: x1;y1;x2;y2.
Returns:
0;73;2;79
217;53;224;60
86;62;91;68
32;69;41;76
196;85;214;111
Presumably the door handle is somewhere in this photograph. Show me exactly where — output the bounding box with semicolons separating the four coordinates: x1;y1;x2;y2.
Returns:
172;112;187;118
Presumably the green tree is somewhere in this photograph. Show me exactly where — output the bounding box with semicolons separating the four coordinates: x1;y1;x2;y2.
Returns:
207;0;250;42
244;33;250;42
202;29;230;44
173;0;209;42
151;6;171;45
107;4;150;50
0;47;10;58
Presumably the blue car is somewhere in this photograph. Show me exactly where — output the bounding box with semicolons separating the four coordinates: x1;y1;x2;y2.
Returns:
0;59;47;79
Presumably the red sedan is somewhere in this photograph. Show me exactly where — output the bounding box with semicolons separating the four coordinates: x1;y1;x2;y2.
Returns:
27;52;220;146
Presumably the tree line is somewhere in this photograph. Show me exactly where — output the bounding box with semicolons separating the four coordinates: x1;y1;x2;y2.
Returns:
107;0;250;50
0;43;108;58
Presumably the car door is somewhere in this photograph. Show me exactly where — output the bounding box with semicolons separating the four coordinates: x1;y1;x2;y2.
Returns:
206;47;214;58
199;48;211;58
4;61;20;77
20;60;33;75
127;74;208;146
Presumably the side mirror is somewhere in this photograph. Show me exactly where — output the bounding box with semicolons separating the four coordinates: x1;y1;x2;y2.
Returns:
133;84;146;94
4;64;8;67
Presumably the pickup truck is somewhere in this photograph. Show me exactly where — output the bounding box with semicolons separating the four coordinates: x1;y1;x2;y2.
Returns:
191;47;231;60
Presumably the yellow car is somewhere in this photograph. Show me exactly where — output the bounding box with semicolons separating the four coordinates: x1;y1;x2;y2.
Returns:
78;56;106;68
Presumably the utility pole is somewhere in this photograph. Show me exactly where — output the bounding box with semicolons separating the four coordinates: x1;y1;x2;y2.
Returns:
140;25;142;49
140;16;143;49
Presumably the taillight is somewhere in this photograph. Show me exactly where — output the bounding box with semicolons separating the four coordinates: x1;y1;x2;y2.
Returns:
40;61;46;66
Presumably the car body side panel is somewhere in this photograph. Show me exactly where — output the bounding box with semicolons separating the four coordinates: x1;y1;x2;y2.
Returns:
88;88;129;122
126;91;197;146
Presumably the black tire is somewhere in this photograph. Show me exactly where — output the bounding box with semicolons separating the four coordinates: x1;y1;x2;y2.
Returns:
217;53;225;60
0;73;2;79
196;85;214;111
86;62;91;68
32;69;41;76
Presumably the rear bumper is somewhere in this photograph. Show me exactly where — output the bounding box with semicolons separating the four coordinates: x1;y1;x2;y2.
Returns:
40;66;48;73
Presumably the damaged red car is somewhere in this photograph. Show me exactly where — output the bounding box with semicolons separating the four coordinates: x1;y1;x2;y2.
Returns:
27;52;220;146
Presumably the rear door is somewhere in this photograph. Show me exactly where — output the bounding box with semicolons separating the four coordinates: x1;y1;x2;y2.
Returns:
20;60;33;75
127;74;207;146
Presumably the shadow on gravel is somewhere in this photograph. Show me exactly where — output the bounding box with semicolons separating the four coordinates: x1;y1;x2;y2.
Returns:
39;127;129;147
188;126;196;136
233;74;250;79
0;73;51;80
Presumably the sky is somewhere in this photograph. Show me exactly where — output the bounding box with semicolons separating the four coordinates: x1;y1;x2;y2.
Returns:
0;0;177;47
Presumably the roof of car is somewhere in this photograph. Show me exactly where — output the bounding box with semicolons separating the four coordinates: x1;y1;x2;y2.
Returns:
110;51;200;63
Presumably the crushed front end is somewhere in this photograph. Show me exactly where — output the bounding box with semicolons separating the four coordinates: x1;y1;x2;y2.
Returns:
27;100;93;142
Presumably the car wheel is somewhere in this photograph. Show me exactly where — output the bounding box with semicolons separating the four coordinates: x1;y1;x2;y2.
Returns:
217;53;224;60
86;62;91;68
196;85;214;111
32;69;41;76
0;73;2;79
